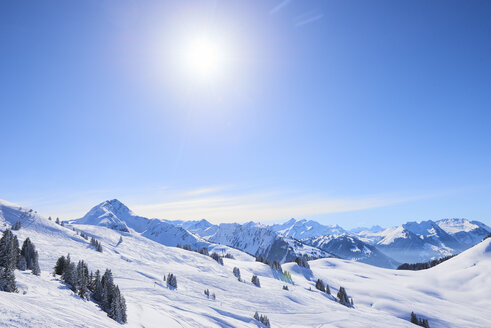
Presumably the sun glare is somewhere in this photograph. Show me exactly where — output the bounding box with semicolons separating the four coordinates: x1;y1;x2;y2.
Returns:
184;36;225;79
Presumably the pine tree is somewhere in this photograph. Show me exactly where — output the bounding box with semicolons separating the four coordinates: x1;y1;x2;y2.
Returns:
54;256;67;275
12;221;21;230
101;269;115;311
17;255;27;271
254;312;260;320
295;256;310;269
62;259;78;292
31;251;40;276
315;279;326;292
0;230;19;270
210;252;224;265
56;218;60;224
92;270;103;302
0;266;17;292
77;260;89;298
109;285;127;323
233;267;241;280
410;312;418;324
253;275;260;287
167;273;177;288
325;283;330;295
337;286;350;307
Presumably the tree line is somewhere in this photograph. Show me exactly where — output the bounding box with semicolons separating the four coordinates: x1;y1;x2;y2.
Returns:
0;229;40;293
54;254;127;323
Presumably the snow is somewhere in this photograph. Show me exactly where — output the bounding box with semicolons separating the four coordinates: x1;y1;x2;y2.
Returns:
269;219;347;239
1;199;490;327
436;218;483;234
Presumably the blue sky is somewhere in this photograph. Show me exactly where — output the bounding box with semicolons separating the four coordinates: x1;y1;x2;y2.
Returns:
1;0;490;227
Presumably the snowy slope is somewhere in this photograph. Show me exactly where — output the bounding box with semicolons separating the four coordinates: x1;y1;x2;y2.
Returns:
1;199;491;327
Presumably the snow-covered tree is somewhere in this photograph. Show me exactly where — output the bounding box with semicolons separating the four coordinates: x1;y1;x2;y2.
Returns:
31;251;40;276
109;285;127;323
0;230;20;270
76;260;89;298
101;269;115;311
0;266;17;292
21;238;40;275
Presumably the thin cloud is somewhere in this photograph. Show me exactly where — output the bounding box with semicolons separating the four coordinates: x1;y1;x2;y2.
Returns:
131;191;430;223
181;186;224;196
294;12;324;27
270;0;293;14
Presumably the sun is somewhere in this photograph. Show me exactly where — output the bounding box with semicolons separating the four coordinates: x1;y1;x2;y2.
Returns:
184;36;225;79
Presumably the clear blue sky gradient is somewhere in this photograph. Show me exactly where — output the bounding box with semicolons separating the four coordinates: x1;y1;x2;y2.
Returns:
1;1;490;227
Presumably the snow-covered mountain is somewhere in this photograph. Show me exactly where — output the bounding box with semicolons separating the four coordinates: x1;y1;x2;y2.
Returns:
436;218;491;248
349;225;385;234
166;219;219;239
269;218;346;239
302;234;400;269
201;222;334;263
2;198;491;327
352;218;491;264
71;199;210;249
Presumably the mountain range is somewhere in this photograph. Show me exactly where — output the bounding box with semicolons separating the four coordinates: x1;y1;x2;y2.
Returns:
1;197;491;327
70;199;491;269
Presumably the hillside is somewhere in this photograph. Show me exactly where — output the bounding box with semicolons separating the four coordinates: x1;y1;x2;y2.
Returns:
1;199;491;327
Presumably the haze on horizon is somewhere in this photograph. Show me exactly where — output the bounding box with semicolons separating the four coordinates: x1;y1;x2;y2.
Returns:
1;0;490;228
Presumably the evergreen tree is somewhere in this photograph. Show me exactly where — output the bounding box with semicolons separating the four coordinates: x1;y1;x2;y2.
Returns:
31;251;40;276
77;260;89;298
166;273;177;288
410;312;418;324
17;255;27;271
0;230;19;270
315;279;326;292
325;283;331;295
109;286;127;323
62;260;78;292
295;256;310;269
12;221;21;230
337;287;350;307
0;266;17;292
56;218;60;224
92;270;103;302
233;267;241;280
101;269;115;311
251;275;261;287
210;252;224;265
254;312;260;320
54;255;67;275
